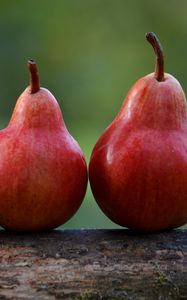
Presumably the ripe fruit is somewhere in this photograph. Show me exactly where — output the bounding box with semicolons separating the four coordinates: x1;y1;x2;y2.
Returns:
0;60;87;231
89;32;187;232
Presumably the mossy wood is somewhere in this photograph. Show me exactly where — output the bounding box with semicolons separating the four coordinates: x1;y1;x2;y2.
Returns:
0;229;186;299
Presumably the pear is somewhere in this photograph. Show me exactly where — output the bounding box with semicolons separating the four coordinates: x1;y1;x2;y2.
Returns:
89;32;187;232
0;60;88;231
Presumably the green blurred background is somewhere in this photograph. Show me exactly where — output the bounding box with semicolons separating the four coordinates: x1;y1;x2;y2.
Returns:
0;0;187;228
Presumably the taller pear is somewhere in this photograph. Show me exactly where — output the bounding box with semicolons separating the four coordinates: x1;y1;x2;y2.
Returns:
89;33;187;232
0;60;87;231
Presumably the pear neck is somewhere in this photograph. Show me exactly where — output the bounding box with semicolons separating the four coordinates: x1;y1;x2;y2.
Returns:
8;88;66;131
121;74;187;130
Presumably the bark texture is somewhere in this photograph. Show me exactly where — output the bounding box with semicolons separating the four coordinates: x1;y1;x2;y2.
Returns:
0;229;186;299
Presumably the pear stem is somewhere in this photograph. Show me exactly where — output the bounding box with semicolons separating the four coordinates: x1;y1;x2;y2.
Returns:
146;32;164;82
27;60;40;93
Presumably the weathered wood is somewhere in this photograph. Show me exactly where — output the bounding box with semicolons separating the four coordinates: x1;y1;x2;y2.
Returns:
0;229;186;300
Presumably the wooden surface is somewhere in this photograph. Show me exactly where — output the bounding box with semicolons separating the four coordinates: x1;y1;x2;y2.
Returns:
0;229;186;299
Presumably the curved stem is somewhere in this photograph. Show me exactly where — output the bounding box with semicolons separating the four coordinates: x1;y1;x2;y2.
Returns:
27;60;40;93
146;32;164;82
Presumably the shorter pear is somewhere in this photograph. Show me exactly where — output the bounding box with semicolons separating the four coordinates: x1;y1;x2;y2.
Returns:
0;60;87;231
89;33;187;232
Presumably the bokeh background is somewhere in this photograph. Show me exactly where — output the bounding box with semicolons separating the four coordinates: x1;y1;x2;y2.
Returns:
0;0;187;228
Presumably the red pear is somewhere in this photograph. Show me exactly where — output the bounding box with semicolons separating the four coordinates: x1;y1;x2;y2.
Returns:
89;32;187;232
0;60;87;231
